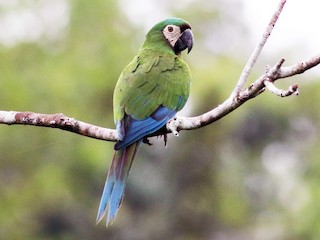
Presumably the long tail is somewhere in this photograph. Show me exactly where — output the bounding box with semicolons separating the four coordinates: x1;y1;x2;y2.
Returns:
96;141;141;226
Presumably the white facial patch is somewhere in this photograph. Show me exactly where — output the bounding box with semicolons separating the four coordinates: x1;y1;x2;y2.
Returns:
162;25;181;47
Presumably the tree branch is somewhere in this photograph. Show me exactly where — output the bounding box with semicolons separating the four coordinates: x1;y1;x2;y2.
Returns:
168;54;320;133
264;81;299;97
0;111;118;142
1;0;319;144
230;0;287;98
0;53;319;142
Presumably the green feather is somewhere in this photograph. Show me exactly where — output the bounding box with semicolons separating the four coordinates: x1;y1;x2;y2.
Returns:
113;18;192;124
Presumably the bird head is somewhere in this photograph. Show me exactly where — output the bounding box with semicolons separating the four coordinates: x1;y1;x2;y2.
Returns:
144;18;194;55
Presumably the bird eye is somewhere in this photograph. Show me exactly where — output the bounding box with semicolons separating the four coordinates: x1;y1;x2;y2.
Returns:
167;26;174;32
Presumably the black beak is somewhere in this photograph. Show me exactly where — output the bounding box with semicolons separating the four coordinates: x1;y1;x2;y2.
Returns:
174;28;194;54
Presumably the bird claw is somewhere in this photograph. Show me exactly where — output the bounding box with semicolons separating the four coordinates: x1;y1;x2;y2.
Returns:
142;137;153;146
163;133;168;147
142;133;168;147
157;133;168;147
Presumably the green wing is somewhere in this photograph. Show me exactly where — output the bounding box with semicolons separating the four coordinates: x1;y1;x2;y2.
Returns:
113;49;191;125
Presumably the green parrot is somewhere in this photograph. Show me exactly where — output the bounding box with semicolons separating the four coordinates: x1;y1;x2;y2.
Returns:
96;18;193;226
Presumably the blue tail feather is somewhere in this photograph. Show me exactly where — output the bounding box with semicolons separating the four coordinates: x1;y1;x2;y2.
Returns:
96;142;141;225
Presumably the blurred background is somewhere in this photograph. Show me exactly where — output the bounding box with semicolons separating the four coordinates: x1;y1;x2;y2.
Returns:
1;0;320;239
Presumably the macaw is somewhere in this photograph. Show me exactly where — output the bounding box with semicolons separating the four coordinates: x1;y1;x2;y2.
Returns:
96;18;194;226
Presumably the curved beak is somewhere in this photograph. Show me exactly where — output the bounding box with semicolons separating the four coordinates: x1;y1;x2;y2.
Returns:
174;28;194;54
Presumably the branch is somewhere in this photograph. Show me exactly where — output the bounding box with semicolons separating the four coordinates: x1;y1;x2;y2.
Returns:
0;111;118;142
264;81;299;97
1;0;319;143
230;0;287;98
0;54;319;142
168;54;320;133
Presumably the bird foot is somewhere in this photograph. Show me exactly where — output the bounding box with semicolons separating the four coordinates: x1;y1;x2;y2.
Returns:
142;133;168;147
142;137;153;146
157;133;168;147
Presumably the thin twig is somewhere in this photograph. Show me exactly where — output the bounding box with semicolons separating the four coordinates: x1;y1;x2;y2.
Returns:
230;0;287;99
264;81;299;97
278;53;320;78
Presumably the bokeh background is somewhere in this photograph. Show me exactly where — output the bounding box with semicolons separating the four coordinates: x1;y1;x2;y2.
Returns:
1;0;320;239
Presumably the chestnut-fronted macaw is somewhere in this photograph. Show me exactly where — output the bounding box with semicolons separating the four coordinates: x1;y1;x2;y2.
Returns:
97;18;193;226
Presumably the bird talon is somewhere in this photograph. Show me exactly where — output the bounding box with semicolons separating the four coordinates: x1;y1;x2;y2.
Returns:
163;133;168;147
143;137;153;146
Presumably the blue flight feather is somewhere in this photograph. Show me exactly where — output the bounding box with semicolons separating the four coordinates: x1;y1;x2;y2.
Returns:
115;105;176;150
